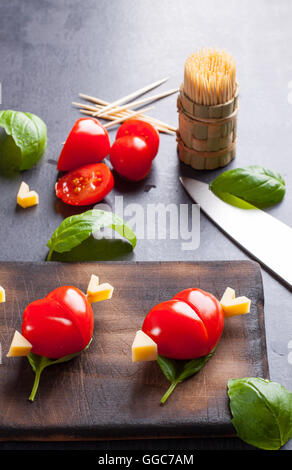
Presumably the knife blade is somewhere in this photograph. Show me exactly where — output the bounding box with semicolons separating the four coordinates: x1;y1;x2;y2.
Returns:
180;176;292;288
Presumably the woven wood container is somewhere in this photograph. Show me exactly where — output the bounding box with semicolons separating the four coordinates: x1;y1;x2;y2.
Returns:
177;133;236;170
177;84;239;169
178;96;238;152
180;84;239;120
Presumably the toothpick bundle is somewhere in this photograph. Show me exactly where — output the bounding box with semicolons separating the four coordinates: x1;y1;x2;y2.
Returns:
177;48;239;170
184;48;236;106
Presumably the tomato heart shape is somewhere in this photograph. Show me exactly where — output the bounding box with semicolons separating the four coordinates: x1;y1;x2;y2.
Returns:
57;118;110;172
142;288;224;360
22;286;94;358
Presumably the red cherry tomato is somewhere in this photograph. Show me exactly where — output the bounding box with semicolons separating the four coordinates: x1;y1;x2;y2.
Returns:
55;162;114;206
22;286;94;358
109;135;153;181
57;118;110;172
142;288;224;360
116;119;159;159
173;289;224;352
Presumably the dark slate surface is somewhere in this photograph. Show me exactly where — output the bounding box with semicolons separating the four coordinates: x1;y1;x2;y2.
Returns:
0;0;291;450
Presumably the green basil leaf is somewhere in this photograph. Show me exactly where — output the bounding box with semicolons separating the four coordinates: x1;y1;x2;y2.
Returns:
157;355;180;383
27;340;92;401
46;209;137;261
228;377;292;450
50;237;133;262
176;348;215;382
158;348;215;404
210;190;257;210
0;110;47;172
210;165;286;209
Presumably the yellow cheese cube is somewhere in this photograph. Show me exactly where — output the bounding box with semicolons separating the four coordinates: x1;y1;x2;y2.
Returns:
17;181;39;208
87;282;114;303
132;330;158;362
7;330;32;357
0;286;5;303
221;296;251;317
220;287;235;305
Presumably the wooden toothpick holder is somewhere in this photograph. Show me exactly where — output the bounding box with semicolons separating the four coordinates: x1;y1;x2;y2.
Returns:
177;85;239;170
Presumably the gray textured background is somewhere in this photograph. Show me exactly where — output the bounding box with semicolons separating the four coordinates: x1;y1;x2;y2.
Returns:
0;0;291;450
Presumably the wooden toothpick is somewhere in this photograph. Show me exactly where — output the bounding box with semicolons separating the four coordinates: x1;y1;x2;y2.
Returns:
95;77;168;117
103;106;154;129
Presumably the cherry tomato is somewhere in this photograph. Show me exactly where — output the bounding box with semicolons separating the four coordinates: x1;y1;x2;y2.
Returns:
142;288;224;360
57;118;110;172
173;288;224;352
116;119;159;159
55;162;114;206
109;135;153;181
22;286;94;358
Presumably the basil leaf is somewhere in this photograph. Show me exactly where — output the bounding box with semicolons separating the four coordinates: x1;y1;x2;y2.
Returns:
50;237;133;262
158;348;215;404
210;165;286;209
177;349;215;382
27;340;92;401
228;377;292;450
210;190;256;210
157;355;180;383
0;110;47;172
46;209;137;261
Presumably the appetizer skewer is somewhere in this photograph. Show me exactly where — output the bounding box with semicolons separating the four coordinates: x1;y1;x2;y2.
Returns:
6;275;114;402
132;286;251;403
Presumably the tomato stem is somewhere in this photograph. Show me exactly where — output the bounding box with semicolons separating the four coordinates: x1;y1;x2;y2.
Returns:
29;368;43;402
160;381;178;404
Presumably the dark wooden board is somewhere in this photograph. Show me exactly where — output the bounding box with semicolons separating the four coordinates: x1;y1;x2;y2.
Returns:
0;261;268;441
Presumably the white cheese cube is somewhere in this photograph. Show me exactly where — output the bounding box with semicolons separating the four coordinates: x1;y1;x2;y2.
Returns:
7;330;32;357
17;181;39;208
132;330;158;362
220;287;236;305
87;281;114;303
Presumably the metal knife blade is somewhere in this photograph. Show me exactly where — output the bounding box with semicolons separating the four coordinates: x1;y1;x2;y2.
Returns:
180;176;292;288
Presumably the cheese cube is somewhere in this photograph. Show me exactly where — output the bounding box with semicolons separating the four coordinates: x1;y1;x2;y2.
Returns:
221;296;251;317
7;330;32;357
132;330;158;362
220;287;235;305
87;274;99;293
87;282;114;303
17;181;29;197
0;286;5;303
17;181;39;208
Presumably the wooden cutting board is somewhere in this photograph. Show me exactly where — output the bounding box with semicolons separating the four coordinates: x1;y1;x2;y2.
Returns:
0;261;268;441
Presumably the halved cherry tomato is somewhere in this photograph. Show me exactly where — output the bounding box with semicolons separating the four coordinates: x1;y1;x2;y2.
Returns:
116;119;159;159
109;135;153;181
22;286;94;358
142;288;224;360
173;289;224;352
55;163;114;206
57;118;110;172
